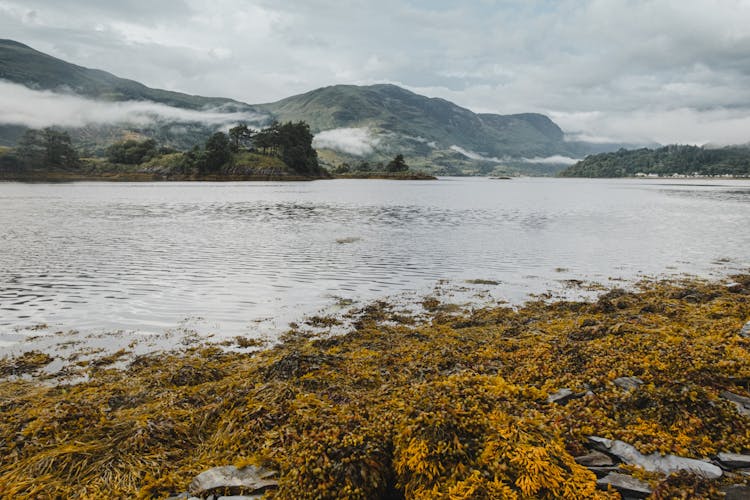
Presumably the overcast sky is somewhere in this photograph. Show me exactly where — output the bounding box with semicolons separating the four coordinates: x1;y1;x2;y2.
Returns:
2;0;750;145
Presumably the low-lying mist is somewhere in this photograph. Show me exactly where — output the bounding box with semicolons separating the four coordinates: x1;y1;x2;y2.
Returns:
0;81;266;129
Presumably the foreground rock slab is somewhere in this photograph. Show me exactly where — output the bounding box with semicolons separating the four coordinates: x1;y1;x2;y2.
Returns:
717;452;750;470
188;465;278;497
596;472;652;498
575;450;615;467
589;436;722;479
721;390;750;417
613;376;644;391
547;388;577;404
740;321;750;337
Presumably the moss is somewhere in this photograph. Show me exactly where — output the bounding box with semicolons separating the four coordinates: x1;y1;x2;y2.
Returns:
0;276;749;497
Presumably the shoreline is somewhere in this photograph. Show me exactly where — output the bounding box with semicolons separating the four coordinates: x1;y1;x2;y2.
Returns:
1;273;749;498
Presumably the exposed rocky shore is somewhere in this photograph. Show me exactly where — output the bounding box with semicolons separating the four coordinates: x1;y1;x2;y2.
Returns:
1;275;749;498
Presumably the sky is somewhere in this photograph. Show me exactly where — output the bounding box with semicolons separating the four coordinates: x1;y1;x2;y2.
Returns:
2;0;750;145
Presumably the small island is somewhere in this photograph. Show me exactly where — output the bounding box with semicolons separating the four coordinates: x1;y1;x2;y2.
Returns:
0;124;435;183
330;154;436;180
0;121;330;182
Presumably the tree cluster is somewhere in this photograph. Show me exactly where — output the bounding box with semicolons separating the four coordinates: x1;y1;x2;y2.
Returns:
106;139;158;165
560;145;750;177
332;154;410;174
16;128;79;169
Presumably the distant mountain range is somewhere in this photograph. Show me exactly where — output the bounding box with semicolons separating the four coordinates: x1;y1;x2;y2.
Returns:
0;39;638;175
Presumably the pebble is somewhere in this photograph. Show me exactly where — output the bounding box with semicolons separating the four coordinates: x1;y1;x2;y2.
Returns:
613;376;644;391
188;465;278;497
596;472;652;498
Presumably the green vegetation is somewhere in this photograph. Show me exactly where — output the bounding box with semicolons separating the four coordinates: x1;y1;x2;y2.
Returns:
0;121;326;181
0;39;251;110
259;84;589;176
1;276;749;498
106;138;160;165
15;128;79;169
0;39;656;176
560;145;750;178
331;154;436;180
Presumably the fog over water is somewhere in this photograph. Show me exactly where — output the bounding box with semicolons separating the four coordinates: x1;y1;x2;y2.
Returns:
1;177;749;346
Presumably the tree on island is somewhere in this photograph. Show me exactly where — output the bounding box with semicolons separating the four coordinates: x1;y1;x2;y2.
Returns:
228;123;253;153
106;138;158;165
17;128;78;169
202;132;232;173
386;154;409;172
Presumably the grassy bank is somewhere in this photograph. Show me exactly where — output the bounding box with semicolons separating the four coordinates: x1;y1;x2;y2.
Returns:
1;276;749;498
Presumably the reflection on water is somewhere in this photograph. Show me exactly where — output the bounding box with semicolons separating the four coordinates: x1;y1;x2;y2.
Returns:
0;177;749;338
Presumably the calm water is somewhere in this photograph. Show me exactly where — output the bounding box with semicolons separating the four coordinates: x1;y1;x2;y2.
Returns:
1;177;749;342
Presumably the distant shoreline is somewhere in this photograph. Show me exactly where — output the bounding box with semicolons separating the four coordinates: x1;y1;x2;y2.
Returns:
0;171;438;182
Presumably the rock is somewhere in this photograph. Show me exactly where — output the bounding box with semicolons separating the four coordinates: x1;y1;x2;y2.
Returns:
575;450;615;467
717;452;750;469
547;388;573;404
586;466;622;478
188;465;278;497
741;321;750;338
724;484;750;500
721;391;750;417
217;496;264;500
588;436;722;479
596;472;652;498
727;282;745;293
546;388;584;405
613;376;644;391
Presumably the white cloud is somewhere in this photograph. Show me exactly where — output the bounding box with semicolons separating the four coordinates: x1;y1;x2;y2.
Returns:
449;145;503;162
521;155;579;166
313;127;380;156
3;1;750;145
552;107;750;146
0;81;264;129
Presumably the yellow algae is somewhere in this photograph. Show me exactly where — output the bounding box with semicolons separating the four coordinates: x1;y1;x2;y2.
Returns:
0;275;749;498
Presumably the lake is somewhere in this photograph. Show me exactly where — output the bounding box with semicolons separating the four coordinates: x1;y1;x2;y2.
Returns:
1;177;749;347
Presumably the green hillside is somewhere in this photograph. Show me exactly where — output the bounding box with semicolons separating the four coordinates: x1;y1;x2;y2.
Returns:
0;39;610;175
560;145;750;177
258;84;574;174
0;39;252;110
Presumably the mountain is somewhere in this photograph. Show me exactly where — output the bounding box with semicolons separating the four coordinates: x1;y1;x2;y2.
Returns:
0;39;627;175
257;84;576;174
0;39;251;110
559;144;750;177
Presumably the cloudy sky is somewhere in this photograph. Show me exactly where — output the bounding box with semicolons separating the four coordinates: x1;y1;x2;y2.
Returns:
2;0;750;145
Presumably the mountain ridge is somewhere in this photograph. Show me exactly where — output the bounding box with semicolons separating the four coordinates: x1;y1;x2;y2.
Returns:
0;39;618;175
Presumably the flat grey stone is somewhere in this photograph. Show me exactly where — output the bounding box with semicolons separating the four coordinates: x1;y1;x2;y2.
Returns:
586;466;622;478
596;472;651;498
718;452;750;469
613;376;644;391
741;321;750;338
217;496;264;500
546;388;584;404
575;450;615;467
189;465;278;497
721;391;750;417
547;388;573;404
588;436;722;479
